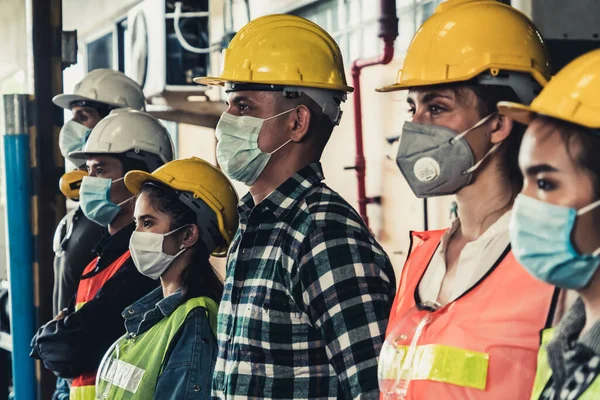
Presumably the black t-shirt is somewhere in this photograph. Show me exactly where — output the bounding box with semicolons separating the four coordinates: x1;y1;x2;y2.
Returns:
52;207;106;315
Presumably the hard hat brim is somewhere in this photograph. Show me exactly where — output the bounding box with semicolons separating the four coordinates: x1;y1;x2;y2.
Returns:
67;150;126;160
376;67;549;93
376;77;473;93
53;93;122;110
497;101;536;126
123;170;161;196
193;76;354;93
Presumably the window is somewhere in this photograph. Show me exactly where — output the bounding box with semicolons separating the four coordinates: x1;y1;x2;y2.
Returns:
86;32;115;71
294;0;381;65
293;0;445;64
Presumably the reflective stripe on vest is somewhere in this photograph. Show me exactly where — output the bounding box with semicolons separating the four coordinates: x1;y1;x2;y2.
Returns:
96;296;219;400
380;343;489;390
531;328;600;400
381;230;556;400
70;251;132;400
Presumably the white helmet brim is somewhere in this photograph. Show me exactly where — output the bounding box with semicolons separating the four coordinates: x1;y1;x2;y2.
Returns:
53;94;122;110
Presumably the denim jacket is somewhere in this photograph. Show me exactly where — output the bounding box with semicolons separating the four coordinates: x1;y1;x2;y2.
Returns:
123;287;217;400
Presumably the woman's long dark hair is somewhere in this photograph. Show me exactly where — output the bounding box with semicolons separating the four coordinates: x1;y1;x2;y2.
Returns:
140;182;224;303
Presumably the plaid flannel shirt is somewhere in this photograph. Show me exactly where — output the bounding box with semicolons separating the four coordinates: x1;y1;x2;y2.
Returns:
212;163;396;400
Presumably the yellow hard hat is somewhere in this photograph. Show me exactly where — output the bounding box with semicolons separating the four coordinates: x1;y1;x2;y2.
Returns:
378;0;551;101
194;14;353;93
59;170;88;201
498;49;600;129
124;157;239;257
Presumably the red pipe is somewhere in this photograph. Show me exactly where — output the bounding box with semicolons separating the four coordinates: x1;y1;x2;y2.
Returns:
351;0;398;227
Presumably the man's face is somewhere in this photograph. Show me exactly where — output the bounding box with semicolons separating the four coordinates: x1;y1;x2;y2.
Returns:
224;91;294;154
86;155;131;205
71;105;102;129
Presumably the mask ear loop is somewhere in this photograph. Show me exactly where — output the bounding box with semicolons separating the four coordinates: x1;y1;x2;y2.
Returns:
449;113;497;145
112;177;134;207
264;107;296;121
263;107;297;155
577;199;600;216
165;224;191;253
463;142;503;175
117;197;135;207
446;112;500;175
269;139;292;155
576;199;600;256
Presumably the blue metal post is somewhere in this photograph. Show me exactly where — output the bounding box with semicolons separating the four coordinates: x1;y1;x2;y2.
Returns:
1;94;36;400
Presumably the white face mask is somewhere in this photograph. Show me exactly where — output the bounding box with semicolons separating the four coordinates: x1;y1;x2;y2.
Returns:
215;108;295;185
129;225;188;280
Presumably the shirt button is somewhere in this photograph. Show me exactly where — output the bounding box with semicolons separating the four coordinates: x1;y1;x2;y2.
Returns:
193;384;201;392
127;309;135;315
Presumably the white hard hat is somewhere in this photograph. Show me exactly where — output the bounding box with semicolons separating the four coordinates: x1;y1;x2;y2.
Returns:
69;109;174;171
53;69;146;111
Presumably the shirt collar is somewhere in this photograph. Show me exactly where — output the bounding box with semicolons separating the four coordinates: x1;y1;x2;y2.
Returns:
122;287;185;335
555;297;586;342
238;162;325;223
156;289;184;317
555;297;600;354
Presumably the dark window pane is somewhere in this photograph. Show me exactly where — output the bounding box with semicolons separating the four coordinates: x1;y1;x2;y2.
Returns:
87;32;113;71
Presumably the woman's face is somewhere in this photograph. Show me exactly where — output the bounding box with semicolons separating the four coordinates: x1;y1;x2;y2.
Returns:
407;87;494;162
519;117;600;253
133;191;182;255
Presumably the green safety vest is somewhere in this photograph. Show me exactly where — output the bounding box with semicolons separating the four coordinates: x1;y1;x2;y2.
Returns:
531;328;600;400
96;296;218;400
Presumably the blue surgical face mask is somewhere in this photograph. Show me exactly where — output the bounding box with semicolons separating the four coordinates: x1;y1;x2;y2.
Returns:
59;120;91;168
510;194;600;289
79;176;124;227
215;109;295;185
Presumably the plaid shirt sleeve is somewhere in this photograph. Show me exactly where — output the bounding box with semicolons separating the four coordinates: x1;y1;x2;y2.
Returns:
290;225;395;400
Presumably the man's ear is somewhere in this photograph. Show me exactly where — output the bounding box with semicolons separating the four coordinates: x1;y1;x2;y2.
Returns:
290;105;311;142
491;113;514;144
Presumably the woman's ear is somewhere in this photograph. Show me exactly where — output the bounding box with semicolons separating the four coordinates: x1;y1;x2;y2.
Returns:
491;114;514;144
181;224;199;248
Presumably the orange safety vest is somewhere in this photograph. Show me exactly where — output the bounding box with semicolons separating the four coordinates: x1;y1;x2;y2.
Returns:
70;250;131;400
380;230;557;400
